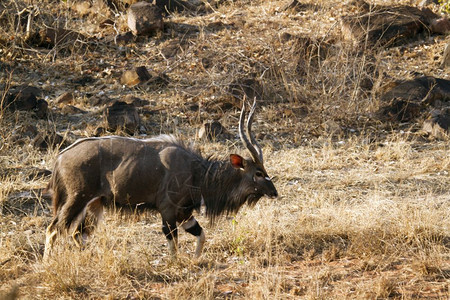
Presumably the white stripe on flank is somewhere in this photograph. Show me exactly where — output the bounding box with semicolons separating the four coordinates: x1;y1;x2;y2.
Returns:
59;135;180;155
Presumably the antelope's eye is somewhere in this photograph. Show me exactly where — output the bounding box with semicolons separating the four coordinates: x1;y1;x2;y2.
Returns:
255;171;264;178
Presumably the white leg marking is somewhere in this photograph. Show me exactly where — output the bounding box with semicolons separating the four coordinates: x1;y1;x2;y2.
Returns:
195;230;206;258
43;229;57;261
182;217;205;258
168;238;178;256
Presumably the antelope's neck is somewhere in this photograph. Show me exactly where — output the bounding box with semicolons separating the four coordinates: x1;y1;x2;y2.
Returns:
199;160;242;218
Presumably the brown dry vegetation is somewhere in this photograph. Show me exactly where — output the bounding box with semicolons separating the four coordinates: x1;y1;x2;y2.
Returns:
1;0;450;299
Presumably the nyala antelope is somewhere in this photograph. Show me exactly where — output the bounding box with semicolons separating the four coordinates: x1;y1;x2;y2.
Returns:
44;99;278;259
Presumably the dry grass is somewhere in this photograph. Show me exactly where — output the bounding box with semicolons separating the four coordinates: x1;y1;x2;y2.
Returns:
1;137;449;299
1;0;450;299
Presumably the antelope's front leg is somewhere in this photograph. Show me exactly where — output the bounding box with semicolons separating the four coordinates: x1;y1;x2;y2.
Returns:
162;220;178;256
182;217;205;258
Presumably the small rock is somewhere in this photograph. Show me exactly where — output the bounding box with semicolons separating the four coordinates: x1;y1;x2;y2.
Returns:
341;3;438;47
123;94;149;107
135;66;152;81
422;109;450;139
380;76;450;106
120;66;152;86
34;99;48;119
4;85;48;118
72;75;95;86
13;124;39;139
28;27;86;48
430;17;450;35
105;101;141;134
321;120;342;134
115;31;135;44
229;78;264;100
32;131;65;150
61;105;86;115
90;94;113;107
145;71;170;88
160;38;187;58
127;2;164;36
11;124;39;145
55;92;74;105
5;85;42;110
187;102;199;111
198;120;231;140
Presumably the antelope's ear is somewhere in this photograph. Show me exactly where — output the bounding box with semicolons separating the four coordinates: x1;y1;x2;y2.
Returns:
230;154;245;169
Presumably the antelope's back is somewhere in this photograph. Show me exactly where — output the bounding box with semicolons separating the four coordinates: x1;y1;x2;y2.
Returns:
52;136;199;206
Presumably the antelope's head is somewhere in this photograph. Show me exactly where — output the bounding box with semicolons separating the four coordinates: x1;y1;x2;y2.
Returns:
229;98;278;206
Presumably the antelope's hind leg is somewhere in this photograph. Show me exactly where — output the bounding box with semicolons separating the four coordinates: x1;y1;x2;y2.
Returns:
70;197;103;249
44;196;104;260
43;217;59;261
69;197;104;248
182;217;205;258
